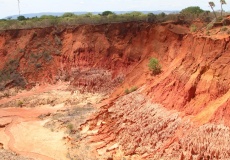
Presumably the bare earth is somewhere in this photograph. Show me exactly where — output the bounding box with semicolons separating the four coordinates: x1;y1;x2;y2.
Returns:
0;82;104;160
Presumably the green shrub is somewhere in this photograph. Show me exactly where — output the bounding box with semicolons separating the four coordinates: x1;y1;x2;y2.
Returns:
61;12;75;18
130;86;137;92
180;6;204;15
148;58;161;75
124;86;138;94
217;17;223;22
35;63;42;68
221;26;228;32
43;51;52;61
124;88;130;94
67;123;74;133
17;100;23;107
190;24;197;32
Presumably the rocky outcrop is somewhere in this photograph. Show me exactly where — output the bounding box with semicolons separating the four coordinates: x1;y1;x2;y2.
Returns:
1;22;230;159
80;90;230;159
0;149;33;160
0;22;186;91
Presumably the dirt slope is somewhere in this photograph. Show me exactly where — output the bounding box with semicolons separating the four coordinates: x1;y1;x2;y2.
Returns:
1;22;230;159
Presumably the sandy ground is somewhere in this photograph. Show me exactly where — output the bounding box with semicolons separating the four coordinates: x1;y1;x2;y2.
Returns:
0;104;68;160
0;82;80;160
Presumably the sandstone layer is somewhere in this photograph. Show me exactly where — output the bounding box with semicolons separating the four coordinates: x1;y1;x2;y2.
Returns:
0;22;230;159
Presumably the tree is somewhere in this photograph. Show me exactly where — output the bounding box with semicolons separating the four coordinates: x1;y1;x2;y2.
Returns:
101;11;114;16
83;13;93;18
61;12;75;18
147;13;157;22
220;0;227;16
17;15;26;21
180;6;204;15
209;2;217;19
40;15;56;19
159;12;166;18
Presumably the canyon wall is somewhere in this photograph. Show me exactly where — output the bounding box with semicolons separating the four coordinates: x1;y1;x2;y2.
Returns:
1;22;230;159
1;20;230;127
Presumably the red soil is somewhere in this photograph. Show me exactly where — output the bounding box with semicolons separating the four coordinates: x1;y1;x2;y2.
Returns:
1;21;230;159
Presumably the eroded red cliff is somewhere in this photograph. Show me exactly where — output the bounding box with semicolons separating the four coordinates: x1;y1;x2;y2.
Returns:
1;22;230;159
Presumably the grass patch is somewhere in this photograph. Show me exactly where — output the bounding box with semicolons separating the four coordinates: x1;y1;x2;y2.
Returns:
124;86;137;94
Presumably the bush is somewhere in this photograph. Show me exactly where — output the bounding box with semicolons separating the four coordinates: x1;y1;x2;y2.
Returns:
180;6;204;15
62;12;75;18
124;88;130;94
124;86;137;94
35;63;42;68
17;16;26;21
190;24;197;32
43;51;52;61
221;26;228;31
130;86;137;92
67;123;74;133
148;58;161;75
17;100;23;107
101;11;115;16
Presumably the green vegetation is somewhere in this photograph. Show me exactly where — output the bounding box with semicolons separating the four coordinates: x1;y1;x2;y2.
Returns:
221;26;228;31
0;9;218;30
43;51;52;61
148;58;161;75
61;12;75;18
0;11;149;30
67;123;74;133
190;24;197;32
17;15;26;21
0;2;229;31
29;51;53;65
124;86;137;94
101;11;115;16
209;2;217;19
180;6;204;15
0;59;19;82
17;100;23;107
0;58;26;90
35;63;42;69
220;0;227;16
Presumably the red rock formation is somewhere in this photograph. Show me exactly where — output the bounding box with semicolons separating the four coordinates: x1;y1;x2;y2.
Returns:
1;22;230;159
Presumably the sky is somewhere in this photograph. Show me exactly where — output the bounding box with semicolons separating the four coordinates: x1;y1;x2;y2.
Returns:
0;0;229;18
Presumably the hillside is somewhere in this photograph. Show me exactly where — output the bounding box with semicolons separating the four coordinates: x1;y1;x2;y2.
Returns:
0;21;230;159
